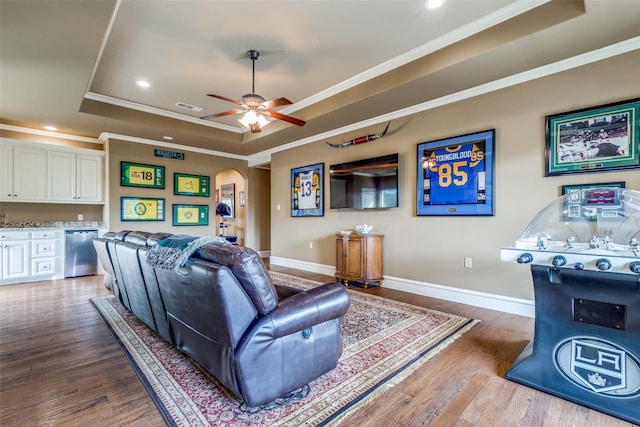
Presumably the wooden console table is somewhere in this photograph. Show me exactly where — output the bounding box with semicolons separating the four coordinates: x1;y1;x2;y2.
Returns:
335;233;383;288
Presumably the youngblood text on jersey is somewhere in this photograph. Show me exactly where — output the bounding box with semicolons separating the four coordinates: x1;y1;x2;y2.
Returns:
421;140;487;205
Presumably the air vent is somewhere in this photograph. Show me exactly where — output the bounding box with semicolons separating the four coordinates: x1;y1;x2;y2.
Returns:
175;101;202;113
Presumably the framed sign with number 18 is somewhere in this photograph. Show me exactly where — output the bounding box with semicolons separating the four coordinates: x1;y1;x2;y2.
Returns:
291;163;324;217
121;161;165;189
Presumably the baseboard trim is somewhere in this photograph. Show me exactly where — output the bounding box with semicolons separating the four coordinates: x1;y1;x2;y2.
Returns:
269;256;535;318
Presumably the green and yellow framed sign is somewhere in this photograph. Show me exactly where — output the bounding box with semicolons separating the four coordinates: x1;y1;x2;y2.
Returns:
174;173;210;196
121;161;165;188
121;197;165;221
172;204;209;226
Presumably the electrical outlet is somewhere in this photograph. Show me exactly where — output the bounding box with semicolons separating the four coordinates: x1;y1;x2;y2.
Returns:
309;242;313;249
464;257;472;268
77;214;84;221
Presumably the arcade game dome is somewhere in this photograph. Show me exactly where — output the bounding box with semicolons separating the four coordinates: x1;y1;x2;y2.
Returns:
502;187;640;273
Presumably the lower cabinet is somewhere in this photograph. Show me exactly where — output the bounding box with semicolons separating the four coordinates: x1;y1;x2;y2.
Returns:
0;230;63;285
335;233;384;288
1;234;30;282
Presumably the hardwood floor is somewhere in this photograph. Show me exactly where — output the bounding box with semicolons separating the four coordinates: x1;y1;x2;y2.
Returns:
0;267;635;426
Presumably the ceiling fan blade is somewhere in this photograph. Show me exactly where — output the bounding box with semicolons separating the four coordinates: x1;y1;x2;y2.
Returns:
261;97;293;109
262;110;305;127
200;109;244;120
207;93;244;106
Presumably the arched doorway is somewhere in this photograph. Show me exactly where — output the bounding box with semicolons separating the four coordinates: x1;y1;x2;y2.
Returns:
215;168;246;245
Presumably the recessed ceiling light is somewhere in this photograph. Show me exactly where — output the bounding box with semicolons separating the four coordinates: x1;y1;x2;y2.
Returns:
425;0;446;9
162;136;174;141
136;79;151;88
44;125;58;131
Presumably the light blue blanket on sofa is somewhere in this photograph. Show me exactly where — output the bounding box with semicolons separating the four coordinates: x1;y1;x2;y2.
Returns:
146;234;225;270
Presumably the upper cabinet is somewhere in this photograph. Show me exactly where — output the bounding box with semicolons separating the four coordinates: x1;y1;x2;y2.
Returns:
48;151;104;203
1;138;104;204
0;144;47;202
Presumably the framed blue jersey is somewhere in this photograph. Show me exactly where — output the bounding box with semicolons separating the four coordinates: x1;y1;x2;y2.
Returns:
417;129;495;216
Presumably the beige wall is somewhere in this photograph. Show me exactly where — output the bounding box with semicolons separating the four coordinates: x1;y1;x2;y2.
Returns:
106;139;271;252
270;51;640;301
0;202;103;224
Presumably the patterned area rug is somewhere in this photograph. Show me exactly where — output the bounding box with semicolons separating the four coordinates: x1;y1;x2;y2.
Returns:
91;271;478;426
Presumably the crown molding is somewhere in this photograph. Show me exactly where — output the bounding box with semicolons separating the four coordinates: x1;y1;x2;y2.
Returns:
253;36;640;163
0;124;102;144
100;132;248;161
83;92;243;134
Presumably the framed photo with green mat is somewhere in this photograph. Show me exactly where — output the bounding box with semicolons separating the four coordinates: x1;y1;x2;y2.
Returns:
172;204;209;226
121;161;165;188
545;98;640;176
121;197;165;221
174;173;210;197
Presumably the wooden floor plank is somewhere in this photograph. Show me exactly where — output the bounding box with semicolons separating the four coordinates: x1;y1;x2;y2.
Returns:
0;266;636;426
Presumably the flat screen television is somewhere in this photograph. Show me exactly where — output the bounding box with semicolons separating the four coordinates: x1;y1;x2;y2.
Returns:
329;153;399;209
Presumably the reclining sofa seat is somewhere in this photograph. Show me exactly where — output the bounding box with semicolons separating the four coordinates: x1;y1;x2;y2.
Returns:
93;231;350;407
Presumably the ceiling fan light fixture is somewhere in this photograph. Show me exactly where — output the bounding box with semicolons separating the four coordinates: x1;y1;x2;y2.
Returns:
201;49;304;130
425;0;446;9
238;110;269;132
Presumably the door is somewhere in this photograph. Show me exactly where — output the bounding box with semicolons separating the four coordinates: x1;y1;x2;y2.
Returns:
77;154;103;202
345;237;364;279
1;240;30;280
0;145;13;201
48;150;76;201
13;146;46;201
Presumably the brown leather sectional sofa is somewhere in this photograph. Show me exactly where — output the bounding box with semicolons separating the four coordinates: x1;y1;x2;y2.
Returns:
93;230;350;407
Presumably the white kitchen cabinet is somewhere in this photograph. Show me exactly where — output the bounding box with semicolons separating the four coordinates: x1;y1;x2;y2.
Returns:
0;144;13;201
0;144;46;202
76;153;103;202
31;230;58;278
0;230;63;285
0;232;30;282
48;150;104;203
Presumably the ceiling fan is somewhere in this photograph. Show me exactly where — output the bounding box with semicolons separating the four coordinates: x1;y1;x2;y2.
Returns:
200;50;306;133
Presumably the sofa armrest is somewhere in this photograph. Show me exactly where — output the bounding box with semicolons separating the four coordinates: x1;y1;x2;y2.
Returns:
265;282;350;338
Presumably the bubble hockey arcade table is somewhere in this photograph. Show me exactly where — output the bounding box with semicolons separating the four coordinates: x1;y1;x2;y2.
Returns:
501;187;640;424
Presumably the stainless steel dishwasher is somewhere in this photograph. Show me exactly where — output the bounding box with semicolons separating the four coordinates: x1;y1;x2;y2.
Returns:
64;229;98;278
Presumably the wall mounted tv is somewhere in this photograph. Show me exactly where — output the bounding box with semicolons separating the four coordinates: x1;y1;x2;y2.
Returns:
329;153;399;210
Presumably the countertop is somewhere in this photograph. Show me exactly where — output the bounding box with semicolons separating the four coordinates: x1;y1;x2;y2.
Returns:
0;221;106;230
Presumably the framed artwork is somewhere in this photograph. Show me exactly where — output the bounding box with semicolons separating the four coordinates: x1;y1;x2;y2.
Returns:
238;191;246;207
545;98;640;176
172;204;209;226
417;129;495;216
121;161;165;189
561;181;625;222
291;163;324;217
220;183;235;218
174;173;210;196
121;197;165;221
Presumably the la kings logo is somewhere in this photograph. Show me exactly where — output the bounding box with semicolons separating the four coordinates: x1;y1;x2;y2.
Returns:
554;337;640;397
